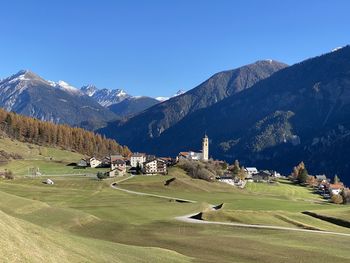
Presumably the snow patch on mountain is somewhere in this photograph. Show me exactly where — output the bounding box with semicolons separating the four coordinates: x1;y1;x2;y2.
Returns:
155;96;169;102
48;80;81;95
80;85;98;96
155;90;186;102
57;80;80;94
332;46;344;52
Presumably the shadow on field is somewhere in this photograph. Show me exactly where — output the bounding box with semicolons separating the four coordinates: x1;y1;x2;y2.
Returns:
302;211;350;228
164;177;176;186
213;203;224;210
190;212;203;220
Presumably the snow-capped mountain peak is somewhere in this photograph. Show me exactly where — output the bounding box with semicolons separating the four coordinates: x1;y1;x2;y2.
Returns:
117;90;127;97
155;89;186;102
174;89;185;96
80;85;131;107
57;80;80;94
81;84;98;96
2;70;39;84
48;80;81;95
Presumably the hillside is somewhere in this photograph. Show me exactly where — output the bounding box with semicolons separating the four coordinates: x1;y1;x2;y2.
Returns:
0;196;190;263
0;108;131;158
141;46;350;184
108;96;160;117
100;60;287;147
0;70;117;126
0;137;90;175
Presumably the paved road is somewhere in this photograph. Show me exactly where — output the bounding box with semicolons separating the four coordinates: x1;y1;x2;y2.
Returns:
111;175;196;203
175;212;350;237
111;175;350;237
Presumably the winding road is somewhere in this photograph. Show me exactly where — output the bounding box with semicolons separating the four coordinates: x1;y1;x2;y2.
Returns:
111;175;350;237
111;175;196;203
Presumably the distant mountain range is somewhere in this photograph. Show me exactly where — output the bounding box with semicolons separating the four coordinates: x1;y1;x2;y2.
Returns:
80;85;130;107
80;85;186;116
0;70;116;127
80;85;160;117
101;46;350;184
0;70;179;124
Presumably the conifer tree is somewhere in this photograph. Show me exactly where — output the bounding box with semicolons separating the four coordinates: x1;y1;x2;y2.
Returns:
0;108;131;157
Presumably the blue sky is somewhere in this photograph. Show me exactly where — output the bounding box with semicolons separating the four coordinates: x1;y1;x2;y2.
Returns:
0;0;349;97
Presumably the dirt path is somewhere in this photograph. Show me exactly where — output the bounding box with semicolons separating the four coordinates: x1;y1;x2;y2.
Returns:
111;175;350;237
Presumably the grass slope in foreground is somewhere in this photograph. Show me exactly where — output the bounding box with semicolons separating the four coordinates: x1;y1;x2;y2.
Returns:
0;209;190;263
1;143;350;262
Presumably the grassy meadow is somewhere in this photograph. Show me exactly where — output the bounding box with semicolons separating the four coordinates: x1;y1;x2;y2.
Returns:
1;139;350;262
0;137;109;175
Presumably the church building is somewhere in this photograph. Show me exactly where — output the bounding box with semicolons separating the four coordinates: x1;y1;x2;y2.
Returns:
177;135;209;161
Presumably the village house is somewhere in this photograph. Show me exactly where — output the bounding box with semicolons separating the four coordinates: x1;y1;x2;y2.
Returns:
102;154;127;177
252;170;271;182
143;158;167;175
159;157;176;167
218;175;246;188
130;153;146;168
111;158;126;174
187;151;203;161
315;174;328;184
328;183;344;195
88;157;102;168
107;167;126;177
245;167;258;179
177;151;202;161
177;152;189;160
272;171;282;178
77;159;88;168
100;156;111;168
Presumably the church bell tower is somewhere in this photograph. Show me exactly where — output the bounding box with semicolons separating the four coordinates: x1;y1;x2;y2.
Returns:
202;134;209;161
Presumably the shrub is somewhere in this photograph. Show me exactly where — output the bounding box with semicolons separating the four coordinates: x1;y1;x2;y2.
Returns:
96;171;108;180
341;188;350;204
331;194;343;204
4;170;14;180
177;160;216;182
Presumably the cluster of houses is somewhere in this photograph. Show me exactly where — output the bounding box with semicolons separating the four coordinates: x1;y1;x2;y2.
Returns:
218;167;283;187
75;134;347;201
75;134;209;178
311;174;345;199
245;168;282;182
77;153;175;178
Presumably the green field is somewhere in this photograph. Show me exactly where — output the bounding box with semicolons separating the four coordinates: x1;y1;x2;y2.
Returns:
0;137;109;175
1;140;350;262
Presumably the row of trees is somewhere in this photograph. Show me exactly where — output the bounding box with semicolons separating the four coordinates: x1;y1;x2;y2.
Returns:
0;109;131;157
290;161;309;184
